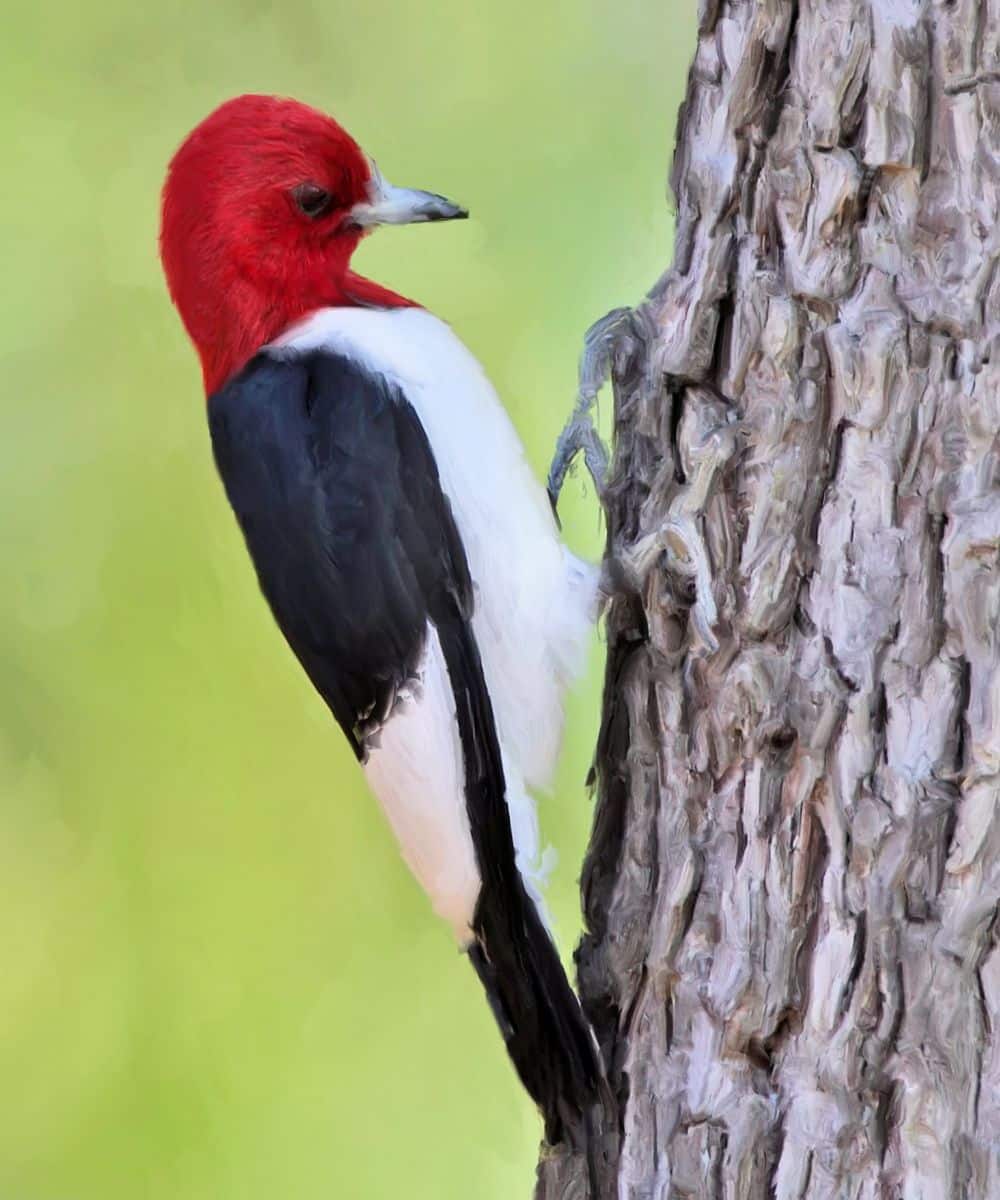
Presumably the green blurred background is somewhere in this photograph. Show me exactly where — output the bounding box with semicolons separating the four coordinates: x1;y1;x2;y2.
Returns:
1;3;691;1196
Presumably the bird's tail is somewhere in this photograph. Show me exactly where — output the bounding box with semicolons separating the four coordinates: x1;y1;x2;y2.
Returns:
468;878;603;1147
435;611;603;1147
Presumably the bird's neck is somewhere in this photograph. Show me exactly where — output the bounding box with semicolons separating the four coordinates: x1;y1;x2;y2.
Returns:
198;270;418;396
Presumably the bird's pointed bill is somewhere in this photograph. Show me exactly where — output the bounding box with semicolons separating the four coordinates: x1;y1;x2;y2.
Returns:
350;164;467;227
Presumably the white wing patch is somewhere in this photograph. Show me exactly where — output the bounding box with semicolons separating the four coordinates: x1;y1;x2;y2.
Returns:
363;623;480;943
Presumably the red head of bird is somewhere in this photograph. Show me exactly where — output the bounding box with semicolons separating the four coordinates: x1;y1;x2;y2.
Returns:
159;94;467;394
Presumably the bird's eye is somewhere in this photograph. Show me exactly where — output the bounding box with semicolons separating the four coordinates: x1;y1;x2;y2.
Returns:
291;182;335;219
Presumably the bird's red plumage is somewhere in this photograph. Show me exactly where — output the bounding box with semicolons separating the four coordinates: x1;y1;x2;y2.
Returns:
159;94;416;395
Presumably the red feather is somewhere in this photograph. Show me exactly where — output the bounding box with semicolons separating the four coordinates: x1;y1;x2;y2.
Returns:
160;94;416;395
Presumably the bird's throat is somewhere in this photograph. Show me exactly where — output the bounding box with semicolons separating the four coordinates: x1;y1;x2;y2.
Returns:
199;270;418;396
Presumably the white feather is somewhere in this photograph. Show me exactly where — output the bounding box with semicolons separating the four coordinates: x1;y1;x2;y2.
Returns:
363;624;480;943
272;307;596;918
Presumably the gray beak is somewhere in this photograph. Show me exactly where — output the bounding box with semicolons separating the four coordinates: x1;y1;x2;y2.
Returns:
349;164;468;227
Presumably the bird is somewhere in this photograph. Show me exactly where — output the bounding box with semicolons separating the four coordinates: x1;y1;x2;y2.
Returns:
159;93;603;1146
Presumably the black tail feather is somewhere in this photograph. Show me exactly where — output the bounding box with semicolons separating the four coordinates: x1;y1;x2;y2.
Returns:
469;882;603;1147
435;610;603;1146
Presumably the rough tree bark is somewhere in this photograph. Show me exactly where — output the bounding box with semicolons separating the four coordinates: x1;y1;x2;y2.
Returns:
539;0;1000;1196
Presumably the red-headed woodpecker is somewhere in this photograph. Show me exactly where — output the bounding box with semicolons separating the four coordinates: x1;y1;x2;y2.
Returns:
159;94;602;1144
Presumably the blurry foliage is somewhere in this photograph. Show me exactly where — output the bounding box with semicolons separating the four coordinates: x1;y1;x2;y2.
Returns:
0;2;691;1196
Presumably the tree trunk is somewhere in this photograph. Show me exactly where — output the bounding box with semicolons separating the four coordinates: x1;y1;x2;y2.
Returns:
539;0;1000;1195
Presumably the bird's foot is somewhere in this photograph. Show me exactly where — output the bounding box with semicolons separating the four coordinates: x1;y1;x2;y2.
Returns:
548;413;609;516
547;307;633;514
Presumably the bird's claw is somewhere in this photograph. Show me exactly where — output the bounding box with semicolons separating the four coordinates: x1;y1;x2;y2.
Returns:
548;416;609;515
547;307;633;514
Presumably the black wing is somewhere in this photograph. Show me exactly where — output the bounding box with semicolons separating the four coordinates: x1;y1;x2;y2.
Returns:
208;350;472;757
208;349;601;1145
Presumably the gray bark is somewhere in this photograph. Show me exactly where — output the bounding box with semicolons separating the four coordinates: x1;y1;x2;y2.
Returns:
539;0;1000;1196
